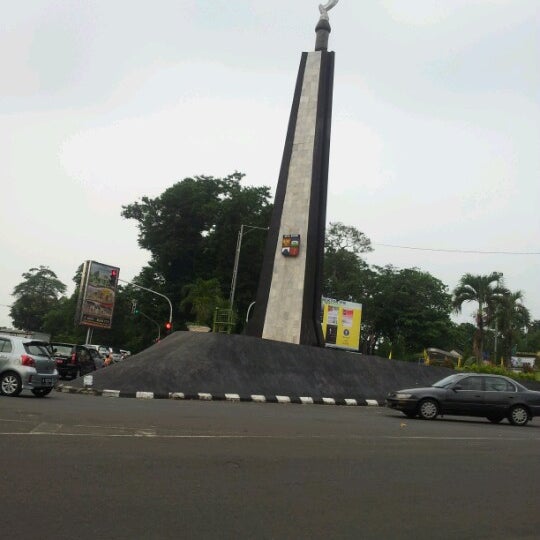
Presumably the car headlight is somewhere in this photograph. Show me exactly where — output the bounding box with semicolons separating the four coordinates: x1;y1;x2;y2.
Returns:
396;393;413;399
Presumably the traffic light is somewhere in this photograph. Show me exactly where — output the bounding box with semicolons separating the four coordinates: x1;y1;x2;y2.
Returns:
109;268;118;287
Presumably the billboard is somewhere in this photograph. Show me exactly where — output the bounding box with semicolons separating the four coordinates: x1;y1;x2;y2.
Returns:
75;260;120;329
321;298;362;351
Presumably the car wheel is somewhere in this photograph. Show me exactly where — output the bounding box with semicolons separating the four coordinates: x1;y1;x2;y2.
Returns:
32;388;53;398
418;398;439;420
0;372;23;397
486;415;504;424
508;405;529;426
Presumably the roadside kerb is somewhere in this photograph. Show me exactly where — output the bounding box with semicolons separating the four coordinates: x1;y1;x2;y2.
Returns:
56;385;384;406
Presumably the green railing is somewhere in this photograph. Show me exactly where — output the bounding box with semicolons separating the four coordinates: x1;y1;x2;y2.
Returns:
213;308;235;334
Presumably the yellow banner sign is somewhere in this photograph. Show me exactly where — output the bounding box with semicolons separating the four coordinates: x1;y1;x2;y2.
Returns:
321;298;362;351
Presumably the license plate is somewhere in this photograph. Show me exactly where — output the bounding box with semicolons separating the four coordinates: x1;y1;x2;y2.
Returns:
41;378;53;386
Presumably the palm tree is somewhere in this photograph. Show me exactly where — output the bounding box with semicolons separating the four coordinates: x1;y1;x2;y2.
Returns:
180;278;225;327
493;290;530;365
452;272;504;363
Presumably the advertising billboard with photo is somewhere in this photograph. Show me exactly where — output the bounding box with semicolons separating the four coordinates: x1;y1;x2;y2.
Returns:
321;298;362;351
75;260;120;329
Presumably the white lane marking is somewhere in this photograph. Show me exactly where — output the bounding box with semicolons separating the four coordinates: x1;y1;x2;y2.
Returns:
134;429;157;437
366;399;379;406
198;393;213;400
170;393;185;399
276;396;291;403
1;432;539;442
251;395;266;402
225;394;241;401
300;397;314;404
103;390;120;398
30;423;62;434
345;399;358;406
322;398;335;405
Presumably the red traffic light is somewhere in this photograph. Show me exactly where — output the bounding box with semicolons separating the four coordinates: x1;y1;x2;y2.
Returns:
109;268;119;286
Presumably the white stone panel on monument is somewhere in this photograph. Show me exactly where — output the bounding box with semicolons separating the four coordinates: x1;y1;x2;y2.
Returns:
262;52;322;344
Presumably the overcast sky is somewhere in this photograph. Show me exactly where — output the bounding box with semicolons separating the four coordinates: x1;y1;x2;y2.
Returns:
1;0;539;329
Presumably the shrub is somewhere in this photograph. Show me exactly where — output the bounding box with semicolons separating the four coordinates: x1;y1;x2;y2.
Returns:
456;363;536;382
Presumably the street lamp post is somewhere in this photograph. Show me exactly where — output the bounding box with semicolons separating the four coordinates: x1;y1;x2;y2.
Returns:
229;225;268;310
493;272;503;365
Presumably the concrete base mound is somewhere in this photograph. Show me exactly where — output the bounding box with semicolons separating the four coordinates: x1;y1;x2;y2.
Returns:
67;331;456;402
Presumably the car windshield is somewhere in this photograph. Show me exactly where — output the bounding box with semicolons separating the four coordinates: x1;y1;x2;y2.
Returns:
52;344;73;356
432;374;462;388
24;341;51;357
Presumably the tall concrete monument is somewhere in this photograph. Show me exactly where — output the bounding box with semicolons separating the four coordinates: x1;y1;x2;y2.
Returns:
246;2;338;346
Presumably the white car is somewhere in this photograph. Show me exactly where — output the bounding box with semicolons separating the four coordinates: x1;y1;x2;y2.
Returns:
84;344;109;358
109;347;123;362
0;334;58;397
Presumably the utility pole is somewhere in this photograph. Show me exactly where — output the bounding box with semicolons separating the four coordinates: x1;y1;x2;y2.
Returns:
229;225;268;310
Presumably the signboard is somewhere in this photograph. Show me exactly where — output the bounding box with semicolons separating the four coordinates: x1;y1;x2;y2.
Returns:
510;356;536;369
321;298;362;351
75;260;120;329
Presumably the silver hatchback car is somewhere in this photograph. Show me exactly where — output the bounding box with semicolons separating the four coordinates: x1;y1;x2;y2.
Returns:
0;334;58;397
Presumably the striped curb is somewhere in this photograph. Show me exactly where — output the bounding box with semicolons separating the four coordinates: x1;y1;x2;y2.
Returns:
56;385;384;406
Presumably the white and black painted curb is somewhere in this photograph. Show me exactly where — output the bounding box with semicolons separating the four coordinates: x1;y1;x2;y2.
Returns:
56;385;383;406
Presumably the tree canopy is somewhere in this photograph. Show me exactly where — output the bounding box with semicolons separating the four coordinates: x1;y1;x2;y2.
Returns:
10;266;66;331
6;174;535;362
452;272;505;362
121;172;272;328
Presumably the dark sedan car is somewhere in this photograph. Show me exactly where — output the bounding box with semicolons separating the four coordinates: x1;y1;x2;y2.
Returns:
49;343;98;379
386;373;540;426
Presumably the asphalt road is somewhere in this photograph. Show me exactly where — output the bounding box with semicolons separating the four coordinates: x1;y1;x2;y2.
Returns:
1;392;539;540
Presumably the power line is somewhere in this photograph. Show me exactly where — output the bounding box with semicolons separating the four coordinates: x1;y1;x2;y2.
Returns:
373;243;540;256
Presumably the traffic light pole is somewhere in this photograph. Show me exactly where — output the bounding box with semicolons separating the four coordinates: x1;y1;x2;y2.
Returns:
119;279;173;326
137;311;161;342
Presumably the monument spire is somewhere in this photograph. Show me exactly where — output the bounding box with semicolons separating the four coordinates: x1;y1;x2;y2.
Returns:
246;3;337;346
315;0;339;51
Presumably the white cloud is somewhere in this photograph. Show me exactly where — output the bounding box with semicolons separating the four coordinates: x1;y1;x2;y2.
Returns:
1;0;539;329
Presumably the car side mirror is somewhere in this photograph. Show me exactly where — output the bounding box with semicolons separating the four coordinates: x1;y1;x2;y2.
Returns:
453;385;462;392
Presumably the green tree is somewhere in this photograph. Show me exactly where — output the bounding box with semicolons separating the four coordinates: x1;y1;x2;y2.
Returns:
324;222;372;254
518;320;540;353
122;173;272;329
323;222;373;302
10;266;67;331
446;322;476;360
452;272;504;363
365;266;453;357
180;278;225;327
493;290;530;364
